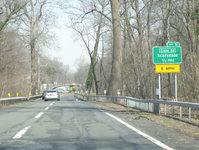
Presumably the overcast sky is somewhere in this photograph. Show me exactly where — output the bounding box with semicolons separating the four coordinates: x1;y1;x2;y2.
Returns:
47;6;89;72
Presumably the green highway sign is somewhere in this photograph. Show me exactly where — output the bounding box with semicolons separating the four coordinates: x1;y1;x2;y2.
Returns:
153;46;182;64
167;42;180;47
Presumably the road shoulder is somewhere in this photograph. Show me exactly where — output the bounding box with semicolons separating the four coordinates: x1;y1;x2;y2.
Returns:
90;101;199;150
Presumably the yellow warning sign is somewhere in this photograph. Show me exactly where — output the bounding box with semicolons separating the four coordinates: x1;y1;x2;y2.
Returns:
155;64;180;73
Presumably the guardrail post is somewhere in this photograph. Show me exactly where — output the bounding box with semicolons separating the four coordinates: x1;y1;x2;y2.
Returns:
154;102;160;114
164;104;167;115
159;104;161;115
189;107;191;121
172;105;175;116
180;106;182;119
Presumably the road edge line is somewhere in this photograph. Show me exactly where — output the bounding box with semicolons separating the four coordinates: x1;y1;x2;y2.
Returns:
105;112;175;150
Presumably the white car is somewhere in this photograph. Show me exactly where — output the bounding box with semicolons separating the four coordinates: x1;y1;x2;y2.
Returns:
43;90;60;101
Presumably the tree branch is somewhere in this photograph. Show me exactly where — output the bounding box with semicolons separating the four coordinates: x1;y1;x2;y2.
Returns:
81;8;112;23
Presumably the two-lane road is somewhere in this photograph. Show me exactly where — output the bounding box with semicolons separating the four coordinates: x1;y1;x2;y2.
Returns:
0;95;174;150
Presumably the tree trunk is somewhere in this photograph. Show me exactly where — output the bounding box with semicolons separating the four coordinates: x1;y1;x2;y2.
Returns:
147;0;155;99
85;14;103;95
161;0;172;98
108;0;122;96
30;38;37;95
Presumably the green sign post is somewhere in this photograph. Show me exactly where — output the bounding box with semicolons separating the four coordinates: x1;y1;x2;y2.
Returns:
152;46;182;64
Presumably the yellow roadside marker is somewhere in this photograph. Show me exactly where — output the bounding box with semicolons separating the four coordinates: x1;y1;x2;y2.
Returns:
8;93;11;97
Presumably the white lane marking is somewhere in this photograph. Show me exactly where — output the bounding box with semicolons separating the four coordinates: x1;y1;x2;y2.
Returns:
45;107;49;110
35;112;44;119
49;102;55;106
13;126;31;139
105;112;175;150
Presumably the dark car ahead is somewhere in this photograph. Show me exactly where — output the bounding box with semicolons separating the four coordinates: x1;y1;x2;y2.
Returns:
43;90;60;101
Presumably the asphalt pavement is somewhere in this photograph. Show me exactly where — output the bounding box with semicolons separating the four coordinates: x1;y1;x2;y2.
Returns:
0;95;190;150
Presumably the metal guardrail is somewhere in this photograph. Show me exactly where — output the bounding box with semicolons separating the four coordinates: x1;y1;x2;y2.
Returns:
75;94;199;123
0;95;42;108
28;95;42;100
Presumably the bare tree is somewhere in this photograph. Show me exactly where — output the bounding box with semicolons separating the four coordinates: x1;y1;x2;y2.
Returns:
108;0;122;96
0;0;29;97
20;0;49;95
0;0;26;32
66;0;109;94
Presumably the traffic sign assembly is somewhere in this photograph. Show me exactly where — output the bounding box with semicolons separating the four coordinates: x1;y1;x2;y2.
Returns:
152;42;182;101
